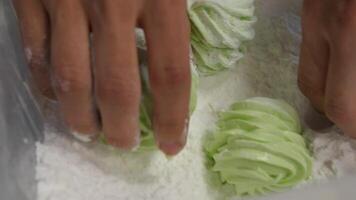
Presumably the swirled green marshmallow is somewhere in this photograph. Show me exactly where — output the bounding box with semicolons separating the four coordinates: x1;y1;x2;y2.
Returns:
101;64;198;151
205;97;312;196
189;0;256;75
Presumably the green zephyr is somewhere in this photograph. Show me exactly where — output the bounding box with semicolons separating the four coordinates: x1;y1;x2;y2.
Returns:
204;97;312;196
101;64;199;151
189;0;256;75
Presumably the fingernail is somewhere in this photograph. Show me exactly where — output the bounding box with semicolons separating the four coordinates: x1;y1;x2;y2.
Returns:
106;133;140;151
159;141;184;156
71;131;97;143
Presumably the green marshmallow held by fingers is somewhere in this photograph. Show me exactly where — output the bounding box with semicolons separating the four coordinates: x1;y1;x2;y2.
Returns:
101;63;199;151
138;64;199;151
189;0;256;75
204;97;312;196
100;31;199;151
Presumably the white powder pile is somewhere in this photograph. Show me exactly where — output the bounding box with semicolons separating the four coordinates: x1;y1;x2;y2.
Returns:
36;0;356;200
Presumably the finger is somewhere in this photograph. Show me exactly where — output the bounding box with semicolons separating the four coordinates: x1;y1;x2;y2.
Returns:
48;2;99;138
12;0;54;99
324;9;356;137
91;2;141;149
298;42;329;112
298;1;329;112
143;1;191;155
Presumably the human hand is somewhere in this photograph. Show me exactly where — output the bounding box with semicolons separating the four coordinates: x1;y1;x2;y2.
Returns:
13;0;191;155
299;0;356;136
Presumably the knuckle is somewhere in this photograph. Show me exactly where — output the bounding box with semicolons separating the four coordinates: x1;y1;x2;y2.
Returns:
89;0;136;26
303;0;321;17
150;0;186;11
91;0;116;11
297;77;324;99
96;78;140;107
325;98;356;125
53;67;90;94
330;1;356;30
90;0;112;19
146;0;188;27
151;66;190;88
303;0;313;9
46;0;82;20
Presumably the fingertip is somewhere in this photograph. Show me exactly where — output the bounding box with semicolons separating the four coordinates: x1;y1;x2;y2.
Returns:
105;134;140;151
304;103;334;132
158;141;185;156
155;118;189;156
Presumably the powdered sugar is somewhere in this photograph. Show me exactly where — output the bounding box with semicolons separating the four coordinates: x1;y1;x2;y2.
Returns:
311;128;356;180
36;0;356;199
37;125;217;200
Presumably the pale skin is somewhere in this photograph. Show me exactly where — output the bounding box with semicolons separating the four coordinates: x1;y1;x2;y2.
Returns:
13;0;356;156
